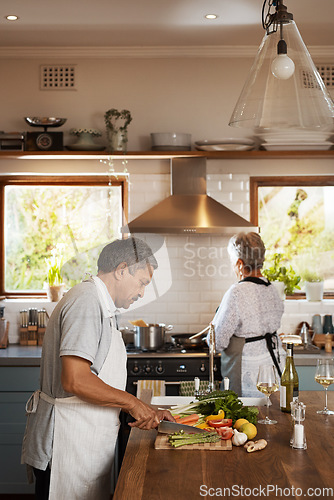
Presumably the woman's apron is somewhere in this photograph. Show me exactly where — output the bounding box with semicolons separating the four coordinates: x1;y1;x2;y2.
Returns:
220;277;281;395
28;276;127;500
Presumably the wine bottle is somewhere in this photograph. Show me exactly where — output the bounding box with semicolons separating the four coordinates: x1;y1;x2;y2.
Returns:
280;343;299;413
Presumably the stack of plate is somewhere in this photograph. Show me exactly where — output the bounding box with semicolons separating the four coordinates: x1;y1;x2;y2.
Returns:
257;130;333;151
194;138;255;151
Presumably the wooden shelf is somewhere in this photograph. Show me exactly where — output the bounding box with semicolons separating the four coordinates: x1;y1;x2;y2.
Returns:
0;149;334;160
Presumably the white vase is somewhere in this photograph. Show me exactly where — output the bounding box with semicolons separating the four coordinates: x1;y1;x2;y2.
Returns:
107;129;128;152
305;281;324;301
272;281;286;300
46;284;65;302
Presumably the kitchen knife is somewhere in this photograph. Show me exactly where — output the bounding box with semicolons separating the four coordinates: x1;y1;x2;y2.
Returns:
158;420;207;435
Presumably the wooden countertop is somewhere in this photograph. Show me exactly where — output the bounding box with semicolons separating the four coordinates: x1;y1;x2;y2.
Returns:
114;391;334;500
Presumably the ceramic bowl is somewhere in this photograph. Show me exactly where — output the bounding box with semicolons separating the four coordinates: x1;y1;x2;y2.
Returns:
150;132;191;149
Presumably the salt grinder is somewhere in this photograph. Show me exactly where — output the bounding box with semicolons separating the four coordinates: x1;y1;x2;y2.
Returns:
223;377;230;390
290;401;307;450
194;377;200;398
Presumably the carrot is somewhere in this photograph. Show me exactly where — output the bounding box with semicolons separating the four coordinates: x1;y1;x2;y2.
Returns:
177;414;200;425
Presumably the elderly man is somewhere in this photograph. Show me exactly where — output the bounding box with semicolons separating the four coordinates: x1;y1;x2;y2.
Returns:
22;237;173;500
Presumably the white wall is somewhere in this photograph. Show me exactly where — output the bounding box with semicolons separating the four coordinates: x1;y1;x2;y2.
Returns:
1;56;256;148
0;54;333;342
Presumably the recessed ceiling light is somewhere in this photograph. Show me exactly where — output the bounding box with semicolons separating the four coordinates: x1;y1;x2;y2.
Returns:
205;14;218;20
5;15;19;21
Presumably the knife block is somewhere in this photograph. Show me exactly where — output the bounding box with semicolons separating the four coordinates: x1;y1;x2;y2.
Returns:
27;325;38;345
20;326;38;345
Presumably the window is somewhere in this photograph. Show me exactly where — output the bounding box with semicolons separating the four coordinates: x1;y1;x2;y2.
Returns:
0;175;128;296
250;176;334;297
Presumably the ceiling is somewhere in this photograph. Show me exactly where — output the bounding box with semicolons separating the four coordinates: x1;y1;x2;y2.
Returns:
1;0;334;48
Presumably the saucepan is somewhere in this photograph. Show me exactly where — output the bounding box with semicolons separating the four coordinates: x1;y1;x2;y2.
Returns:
134;324;174;351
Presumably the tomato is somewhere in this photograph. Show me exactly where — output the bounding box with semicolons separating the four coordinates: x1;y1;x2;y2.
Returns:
207;418;233;428
215;426;234;440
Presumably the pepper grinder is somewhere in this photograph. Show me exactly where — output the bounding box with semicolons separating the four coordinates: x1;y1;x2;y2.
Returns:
291;401;307;450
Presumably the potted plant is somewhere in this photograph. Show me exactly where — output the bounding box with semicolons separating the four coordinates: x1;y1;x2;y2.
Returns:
104;108;132;152
45;250;65;302
262;253;301;299
300;270;324;302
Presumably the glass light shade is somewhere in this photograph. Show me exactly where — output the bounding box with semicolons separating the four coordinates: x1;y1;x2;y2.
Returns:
229;20;334;131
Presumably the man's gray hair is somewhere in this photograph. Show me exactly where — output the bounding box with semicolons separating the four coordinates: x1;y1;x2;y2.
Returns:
97;237;158;274
227;232;266;271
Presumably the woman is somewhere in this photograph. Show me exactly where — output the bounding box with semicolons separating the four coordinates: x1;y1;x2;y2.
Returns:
211;232;284;397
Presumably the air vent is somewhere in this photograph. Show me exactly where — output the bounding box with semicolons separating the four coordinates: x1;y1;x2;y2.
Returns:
40;65;77;90
301;69;322;90
316;64;334;88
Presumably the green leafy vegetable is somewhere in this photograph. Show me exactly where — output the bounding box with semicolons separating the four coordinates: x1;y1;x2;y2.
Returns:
171;390;258;425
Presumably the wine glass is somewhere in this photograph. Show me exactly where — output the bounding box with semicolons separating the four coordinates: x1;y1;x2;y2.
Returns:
256;365;279;424
314;358;334;415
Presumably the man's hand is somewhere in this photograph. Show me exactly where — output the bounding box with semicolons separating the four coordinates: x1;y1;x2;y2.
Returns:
157;409;175;423
128;402;175;430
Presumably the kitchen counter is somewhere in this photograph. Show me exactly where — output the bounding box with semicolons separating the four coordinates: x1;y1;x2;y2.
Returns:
113;391;334;500
0;344;333;366
0;345;42;366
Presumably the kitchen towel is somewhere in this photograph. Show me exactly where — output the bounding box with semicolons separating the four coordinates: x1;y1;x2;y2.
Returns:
136;379;166;399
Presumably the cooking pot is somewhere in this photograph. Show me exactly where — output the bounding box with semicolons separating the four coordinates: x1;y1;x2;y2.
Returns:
171;333;207;349
134;324;173;351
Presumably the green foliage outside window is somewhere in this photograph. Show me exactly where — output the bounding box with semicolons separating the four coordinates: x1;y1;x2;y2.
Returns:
258;185;334;292
5;185;122;291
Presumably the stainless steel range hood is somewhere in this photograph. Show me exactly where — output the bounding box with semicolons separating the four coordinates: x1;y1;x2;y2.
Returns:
123;157;257;234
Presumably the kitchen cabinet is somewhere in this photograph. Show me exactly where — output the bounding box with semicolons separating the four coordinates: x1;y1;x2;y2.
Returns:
114;391;334;500
0;367;39;494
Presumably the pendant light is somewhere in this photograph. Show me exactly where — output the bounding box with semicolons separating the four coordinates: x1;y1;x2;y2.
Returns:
229;0;334;132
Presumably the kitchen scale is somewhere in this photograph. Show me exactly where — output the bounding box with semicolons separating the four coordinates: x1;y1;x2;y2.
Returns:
25;116;66;151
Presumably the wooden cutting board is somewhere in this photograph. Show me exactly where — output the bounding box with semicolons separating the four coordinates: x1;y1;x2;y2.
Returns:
154;433;232;450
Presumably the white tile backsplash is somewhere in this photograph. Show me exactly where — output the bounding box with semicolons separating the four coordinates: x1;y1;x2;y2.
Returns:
2;169;334;340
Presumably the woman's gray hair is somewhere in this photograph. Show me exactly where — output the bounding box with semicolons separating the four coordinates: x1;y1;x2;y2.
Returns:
227;232;266;271
97;237;158;274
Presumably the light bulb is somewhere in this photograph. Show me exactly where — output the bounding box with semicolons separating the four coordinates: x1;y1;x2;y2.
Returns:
271;53;295;80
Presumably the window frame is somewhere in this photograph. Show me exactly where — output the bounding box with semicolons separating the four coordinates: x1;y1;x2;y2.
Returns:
250;175;334;299
0;174;128;298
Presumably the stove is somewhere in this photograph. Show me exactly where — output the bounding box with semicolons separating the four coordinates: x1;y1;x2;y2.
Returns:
125;342;221;396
